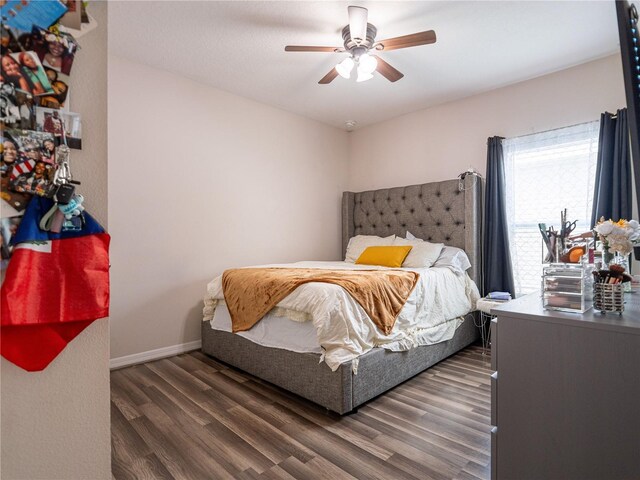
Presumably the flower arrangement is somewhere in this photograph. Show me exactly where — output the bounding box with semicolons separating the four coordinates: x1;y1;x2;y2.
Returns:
594;218;640;256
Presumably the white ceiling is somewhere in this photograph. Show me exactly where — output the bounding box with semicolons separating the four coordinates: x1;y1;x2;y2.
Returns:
109;1;620;130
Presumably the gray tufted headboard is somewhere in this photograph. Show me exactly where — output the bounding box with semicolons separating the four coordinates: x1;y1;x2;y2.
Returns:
342;176;482;286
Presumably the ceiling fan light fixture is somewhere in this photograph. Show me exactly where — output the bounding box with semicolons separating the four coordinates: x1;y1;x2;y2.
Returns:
348;6;368;44
358;53;378;74
336;56;355;79
356;68;374;82
285;6;434;84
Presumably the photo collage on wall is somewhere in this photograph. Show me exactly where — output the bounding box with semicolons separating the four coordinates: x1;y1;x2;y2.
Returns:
0;0;91;268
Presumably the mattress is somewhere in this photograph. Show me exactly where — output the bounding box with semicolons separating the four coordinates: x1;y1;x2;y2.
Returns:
204;261;480;371
210;303;323;354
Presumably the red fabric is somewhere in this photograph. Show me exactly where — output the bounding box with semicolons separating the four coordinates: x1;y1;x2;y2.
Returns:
1;233;110;371
1;321;94;371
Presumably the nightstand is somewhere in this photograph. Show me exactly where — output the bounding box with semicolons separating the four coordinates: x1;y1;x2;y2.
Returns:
476;297;509;353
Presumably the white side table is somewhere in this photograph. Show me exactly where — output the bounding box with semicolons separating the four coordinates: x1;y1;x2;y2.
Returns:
476;297;510;353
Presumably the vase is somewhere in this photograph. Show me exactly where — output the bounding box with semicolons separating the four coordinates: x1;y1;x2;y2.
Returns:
602;246;614;268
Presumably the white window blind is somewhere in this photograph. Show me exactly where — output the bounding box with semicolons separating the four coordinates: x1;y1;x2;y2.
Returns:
503;121;600;295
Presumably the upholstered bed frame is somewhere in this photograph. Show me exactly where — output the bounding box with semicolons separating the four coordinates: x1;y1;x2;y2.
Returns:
201;176;482;414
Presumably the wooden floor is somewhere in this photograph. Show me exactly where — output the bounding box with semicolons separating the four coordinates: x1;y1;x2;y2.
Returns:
111;345;492;480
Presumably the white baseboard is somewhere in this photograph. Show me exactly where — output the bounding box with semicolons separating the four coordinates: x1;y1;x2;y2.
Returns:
110;340;202;370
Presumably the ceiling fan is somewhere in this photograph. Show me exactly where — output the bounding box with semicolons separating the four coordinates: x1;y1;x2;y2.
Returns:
285;6;436;84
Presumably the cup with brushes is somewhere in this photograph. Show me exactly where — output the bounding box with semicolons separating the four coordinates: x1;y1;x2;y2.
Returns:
592;264;632;314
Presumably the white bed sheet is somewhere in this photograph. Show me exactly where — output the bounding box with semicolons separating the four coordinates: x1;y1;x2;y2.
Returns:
210;303;323;354
204;261;480;371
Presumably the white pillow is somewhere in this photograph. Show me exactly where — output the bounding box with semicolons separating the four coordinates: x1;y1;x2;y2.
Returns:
405;231;471;275
344;235;395;263
433;246;472;275
393;237;444;268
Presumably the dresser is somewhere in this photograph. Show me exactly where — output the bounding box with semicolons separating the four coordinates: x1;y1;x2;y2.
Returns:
490;292;640;480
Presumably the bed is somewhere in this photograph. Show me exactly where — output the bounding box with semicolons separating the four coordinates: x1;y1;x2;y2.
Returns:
201;176;482;414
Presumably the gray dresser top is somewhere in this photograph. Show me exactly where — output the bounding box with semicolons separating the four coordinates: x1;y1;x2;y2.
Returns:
491;291;640;336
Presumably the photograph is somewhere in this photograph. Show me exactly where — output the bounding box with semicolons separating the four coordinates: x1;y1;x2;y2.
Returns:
0;25;11;52
3;129;56;197
0;134;20;176
2;51;54;97
0;82;35;130
81;1;90;24
35;107;82;150
40;137;56;164
59;0;82;30
32;28;78;76
0;216;22;267
0;0;68;34
1;53;34;95
37;67;70;109
0;25;36;55
0;83;20;125
9;51;54;96
11;158;52;196
0;134;31;212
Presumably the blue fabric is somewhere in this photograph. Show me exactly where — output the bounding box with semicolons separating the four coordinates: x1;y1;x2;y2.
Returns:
11;197;105;245
487;291;512;301
483;137;516;298
591;109;632;227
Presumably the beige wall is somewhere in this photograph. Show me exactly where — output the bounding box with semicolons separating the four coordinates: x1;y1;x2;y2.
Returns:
348;53;634;270
347;54;626;191
109;51;632;361
1;2;111;479
108;55;349;360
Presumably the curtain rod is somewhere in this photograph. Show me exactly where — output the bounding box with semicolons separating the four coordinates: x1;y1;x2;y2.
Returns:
492;119;600;143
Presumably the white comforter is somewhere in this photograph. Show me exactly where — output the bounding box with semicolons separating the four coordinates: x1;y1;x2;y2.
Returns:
203;261;480;371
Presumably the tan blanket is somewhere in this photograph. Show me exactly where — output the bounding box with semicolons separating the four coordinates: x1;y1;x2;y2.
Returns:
222;268;420;335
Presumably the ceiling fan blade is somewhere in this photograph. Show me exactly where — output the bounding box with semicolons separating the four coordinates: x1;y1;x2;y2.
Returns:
348;6;368;44
377;30;437;51
375;57;404;82
318;68;339;84
285;46;342;53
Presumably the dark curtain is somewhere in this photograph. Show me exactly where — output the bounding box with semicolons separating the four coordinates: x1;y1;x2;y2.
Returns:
591;109;632;226
483;137;516;297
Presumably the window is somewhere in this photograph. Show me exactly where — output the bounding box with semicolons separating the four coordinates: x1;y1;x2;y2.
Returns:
503;121;600;295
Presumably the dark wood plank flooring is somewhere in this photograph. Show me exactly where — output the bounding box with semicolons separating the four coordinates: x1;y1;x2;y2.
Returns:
111;346;491;480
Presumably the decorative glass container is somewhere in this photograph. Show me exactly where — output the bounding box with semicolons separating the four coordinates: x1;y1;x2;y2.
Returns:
609;253;632;293
542;263;595;313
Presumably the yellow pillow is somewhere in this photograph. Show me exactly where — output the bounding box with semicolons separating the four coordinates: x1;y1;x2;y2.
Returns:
355;246;413;268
